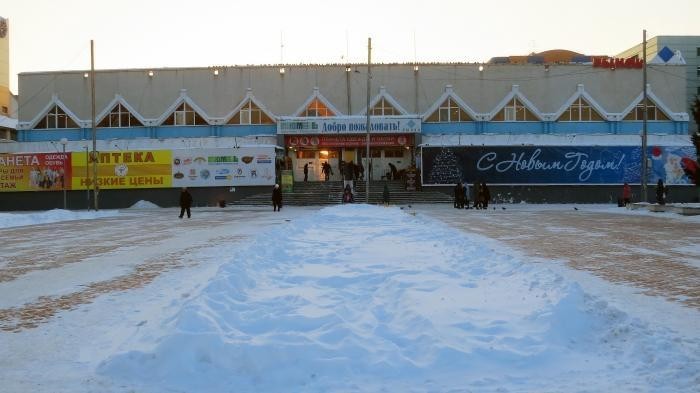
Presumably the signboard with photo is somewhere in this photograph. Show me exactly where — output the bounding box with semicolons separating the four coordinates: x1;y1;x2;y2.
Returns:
171;147;276;187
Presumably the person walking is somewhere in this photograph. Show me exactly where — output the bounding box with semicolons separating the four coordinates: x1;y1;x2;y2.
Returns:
343;160;355;193
463;181;470;209
622;182;632;206
473;181;482;209
272;184;283;211
178;187;193;218
382;183;390;206
303;163;309;182
656;179;667;205
453;182;462;209
481;181;491;209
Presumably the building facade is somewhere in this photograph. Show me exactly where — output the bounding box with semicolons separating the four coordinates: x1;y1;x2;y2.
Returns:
617;35;700;132
0;16;16;140
0;55;695;209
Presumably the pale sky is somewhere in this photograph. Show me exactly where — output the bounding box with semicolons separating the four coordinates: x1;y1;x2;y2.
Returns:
4;0;700;93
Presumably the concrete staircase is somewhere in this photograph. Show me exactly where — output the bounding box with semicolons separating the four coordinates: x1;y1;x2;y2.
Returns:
230;181;453;206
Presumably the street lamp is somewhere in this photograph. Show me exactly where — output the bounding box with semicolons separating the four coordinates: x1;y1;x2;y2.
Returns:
60;138;68;209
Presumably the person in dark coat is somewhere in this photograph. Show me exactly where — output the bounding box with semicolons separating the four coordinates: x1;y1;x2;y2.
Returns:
473;181;482;209
453;182;464;209
342;184;354;203
343;160;355;192
179;187;193;218
303;163;309;182
480;181;490;209
388;163;398;180
656;179;667;205
272;184;283;211
382;183;390;206
358;162;365;181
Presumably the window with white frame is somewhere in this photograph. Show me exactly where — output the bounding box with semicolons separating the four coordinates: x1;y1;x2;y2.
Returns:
623;98;670;121
557;97;604;121
98;103;143;127
425;98;473;122
493;97;537;121
301;98;334;117
162;102;207;126
34;105;79;129
370;97;400;116
228;101;274;124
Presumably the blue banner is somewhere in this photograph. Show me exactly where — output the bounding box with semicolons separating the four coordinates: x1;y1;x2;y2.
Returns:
421;145;697;185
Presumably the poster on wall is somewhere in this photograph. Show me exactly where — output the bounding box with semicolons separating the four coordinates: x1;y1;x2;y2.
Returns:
171;147;276;187
421;145;698;185
71;150;172;189
0;153;71;192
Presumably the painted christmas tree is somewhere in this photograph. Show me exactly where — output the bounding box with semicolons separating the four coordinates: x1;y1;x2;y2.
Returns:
428;148;462;184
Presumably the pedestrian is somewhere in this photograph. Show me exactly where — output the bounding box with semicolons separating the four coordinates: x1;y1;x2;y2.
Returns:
382;183;390;206
481;181;491;209
272;183;283;211
358;162;365;181
454;182;463;209
389;163;398;180
463;181;470;209
303;163;308;182
473;181;482;209
656;179;667;205
322;162;330;181
178;187;193;218
342;184;354;203
343;160;355;193
622;182;632;206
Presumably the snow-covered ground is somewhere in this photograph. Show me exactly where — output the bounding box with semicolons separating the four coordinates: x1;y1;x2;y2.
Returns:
0;204;698;392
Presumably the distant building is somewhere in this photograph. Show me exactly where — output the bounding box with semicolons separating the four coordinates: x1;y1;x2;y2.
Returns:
617;36;700;131
0;16;16;140
488;49;605;65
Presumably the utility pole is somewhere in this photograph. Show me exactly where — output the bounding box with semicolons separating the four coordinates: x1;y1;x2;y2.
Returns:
641;30;648;203
90;40;99;210
365;37;372;203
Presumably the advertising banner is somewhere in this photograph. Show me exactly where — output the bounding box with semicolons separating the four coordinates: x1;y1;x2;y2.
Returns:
0;153;71;192
286;134;412;148
278;116;421;134
171;147;276;187
422;145;697;185
71;150;172;189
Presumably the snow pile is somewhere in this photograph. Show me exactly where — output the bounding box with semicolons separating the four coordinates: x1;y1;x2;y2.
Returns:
129;200;160;209
0;209;119;229
98;205;700;392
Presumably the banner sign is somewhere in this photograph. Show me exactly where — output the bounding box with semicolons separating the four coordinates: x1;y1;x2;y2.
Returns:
71;150;172;189
171;147;276;187
286;134;413;148
422;145;697;185
0;153;71;191
278;116;421;135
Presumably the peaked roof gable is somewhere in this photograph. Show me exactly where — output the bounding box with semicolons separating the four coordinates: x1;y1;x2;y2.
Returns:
551;84;609;121
618;85;688;121
26;94;85;129
487;85;542;121
222;88;277;124
359;86;409;116
156;89;211;125
292;87;342;117
422;85;481;121
96;94;147;126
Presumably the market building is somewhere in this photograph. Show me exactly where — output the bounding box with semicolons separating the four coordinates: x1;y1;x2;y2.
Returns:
0;43;697;209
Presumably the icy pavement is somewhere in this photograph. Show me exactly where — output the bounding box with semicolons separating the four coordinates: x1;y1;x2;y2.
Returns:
0;204;698;392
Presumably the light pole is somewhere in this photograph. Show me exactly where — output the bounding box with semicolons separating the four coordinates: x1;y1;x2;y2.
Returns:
60;138;68;209
84;145;90;210
365;37;371;203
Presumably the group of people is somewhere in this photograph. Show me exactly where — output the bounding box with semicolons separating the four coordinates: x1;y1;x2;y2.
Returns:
620;180;669;207
454;181;491;210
